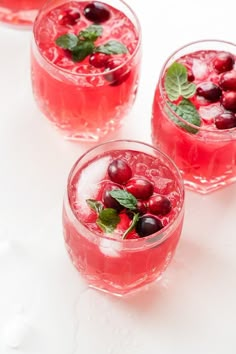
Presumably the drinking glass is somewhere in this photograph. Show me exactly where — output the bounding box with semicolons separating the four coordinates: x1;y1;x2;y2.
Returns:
152;40;236;194
63;140;185;295
31;0;141;141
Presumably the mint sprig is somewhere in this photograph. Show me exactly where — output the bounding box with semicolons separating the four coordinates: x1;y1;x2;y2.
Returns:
96;208;120;234
165;62;196;101
55;25;128;63
122;213;140;239
78;24;103;41
109;190;137;210
95;40;128;55
71;41;95;62
166;98;201;134
86;199;103;214
55;33;78;50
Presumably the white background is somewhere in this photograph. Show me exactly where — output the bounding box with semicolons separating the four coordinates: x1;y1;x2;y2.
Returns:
0;0;236;353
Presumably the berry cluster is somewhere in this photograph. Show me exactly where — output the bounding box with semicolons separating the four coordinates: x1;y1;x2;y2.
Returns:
57;2;129;85
102;158;172;238
195;52;236;129
59;2;110;26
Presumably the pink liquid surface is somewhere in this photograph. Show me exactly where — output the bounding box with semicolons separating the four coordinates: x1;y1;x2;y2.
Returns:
0;0;45;26
63;148;184;295
152;49;236;194
31;1;141;141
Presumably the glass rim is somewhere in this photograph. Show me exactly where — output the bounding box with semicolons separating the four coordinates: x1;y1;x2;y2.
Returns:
33;0;142;78
65;139;185;245
159;38;236;135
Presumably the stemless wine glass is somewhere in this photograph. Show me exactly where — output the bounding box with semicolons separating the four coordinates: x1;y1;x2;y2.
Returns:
0;0;45;27
31;0;141;141
63;140;185;296
152;40;236;194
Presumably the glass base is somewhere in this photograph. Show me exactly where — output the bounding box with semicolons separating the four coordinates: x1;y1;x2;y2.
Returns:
184;175;236;194
46;116;124;143
87;273;163;297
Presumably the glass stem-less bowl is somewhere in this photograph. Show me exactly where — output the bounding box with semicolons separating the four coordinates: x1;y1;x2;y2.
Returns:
31;0;142;141
63;140;184;296
152;39;236;194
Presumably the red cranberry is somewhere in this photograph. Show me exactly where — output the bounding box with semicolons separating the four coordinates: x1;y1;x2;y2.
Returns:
196;82;222;102
136;215;163;237
187;68;195;82
108;159;132;185
221;91;236;112
219;71;236;91
136;200;147;215
215;112;236;129
213;52;235;73
102;184;123;212
126;178;154;200
148;195;172;216
89;52;109;68
58;9;81;26
83;2;110;23
104;58;130;86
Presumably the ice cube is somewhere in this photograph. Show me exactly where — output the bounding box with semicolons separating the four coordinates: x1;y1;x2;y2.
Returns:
199;104;223;122
76;156;111;216
152;177;175;195
192;59;209;80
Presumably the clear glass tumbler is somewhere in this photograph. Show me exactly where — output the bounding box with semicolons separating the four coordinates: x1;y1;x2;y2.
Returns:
63;140;184;295
152;40;236;194
31;0;141;141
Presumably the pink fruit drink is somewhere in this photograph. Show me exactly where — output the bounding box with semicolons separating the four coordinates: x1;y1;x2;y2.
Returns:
63;140;184;295
31;0;141;141
0;0;45;27
152;40;236;194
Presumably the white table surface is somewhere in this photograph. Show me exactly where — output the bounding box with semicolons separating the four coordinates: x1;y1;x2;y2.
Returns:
1;1;236;353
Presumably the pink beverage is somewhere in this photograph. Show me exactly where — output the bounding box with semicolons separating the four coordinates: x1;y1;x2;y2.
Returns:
152;40;236;194
63;140;184;295
0;0;45;27
31;1;141;141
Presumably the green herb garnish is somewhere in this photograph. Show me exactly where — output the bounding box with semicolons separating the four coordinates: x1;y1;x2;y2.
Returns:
78;24;103;41
164;62;196;101
86;199;103;214
95;40;128;55
86;189;139;239
55;25;128;62
122;213;140;239
109;190;137;210
71;40;95;62
96;208;120;234
55;33;78;50
166;98;201;134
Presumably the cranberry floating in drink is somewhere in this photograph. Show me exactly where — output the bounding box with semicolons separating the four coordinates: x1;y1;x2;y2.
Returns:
0;0;45;27
152;40;236;194
31;0;141;141
63;140;184;295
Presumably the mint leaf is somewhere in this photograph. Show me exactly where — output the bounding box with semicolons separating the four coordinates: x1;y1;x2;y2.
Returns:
55;33;78;50
110;190;137;210
96;208;120;234
96;40;128;55
164;62;196;101
166;98;201;134
122;213;140;239
86;199;103;214
71;40;95;62
79;24;103;41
